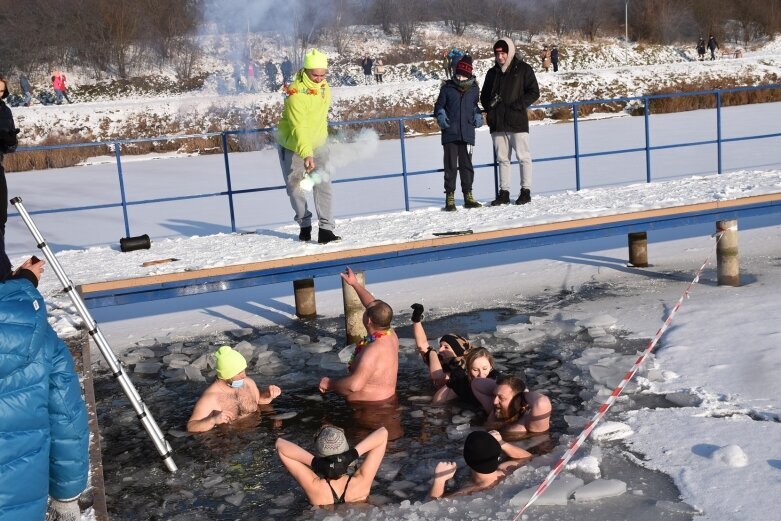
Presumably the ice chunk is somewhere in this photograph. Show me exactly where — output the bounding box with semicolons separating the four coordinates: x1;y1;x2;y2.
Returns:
665;391;702;407
710;444;748;467
338;344;355;363
184;365;205;382
269;412;297;420
593;335;617;345
190;354;209;371
591;421;633;441
564;415;589;429
233;340;255;362
573;479;627;501
134;362;161;374
320;352;346;371
162;353;189;364
228;327;253;339
377;461;402;481
509;474;584;506
566;455;601;477
576;314;618;329
224;491;245;506
301;342;333;354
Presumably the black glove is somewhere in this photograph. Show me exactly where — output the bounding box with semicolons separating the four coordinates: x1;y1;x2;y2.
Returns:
311;448;359;479
411;303;424;323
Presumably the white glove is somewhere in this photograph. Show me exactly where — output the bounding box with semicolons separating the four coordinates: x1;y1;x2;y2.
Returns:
46;497;80;521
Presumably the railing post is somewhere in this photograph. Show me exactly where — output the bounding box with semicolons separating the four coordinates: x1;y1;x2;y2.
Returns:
398;119;410;211
221;132;237;232
716;90;723;175
572;103;581;191
644;96;651;183
114;143;131;238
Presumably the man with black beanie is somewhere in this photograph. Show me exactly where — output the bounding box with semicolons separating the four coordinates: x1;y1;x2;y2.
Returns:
480;37;540;206
429;430;531;498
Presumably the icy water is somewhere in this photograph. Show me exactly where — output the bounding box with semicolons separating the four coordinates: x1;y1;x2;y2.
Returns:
93;280;696;520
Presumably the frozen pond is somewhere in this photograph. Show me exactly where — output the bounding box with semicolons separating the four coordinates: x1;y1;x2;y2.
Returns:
93;279;697;520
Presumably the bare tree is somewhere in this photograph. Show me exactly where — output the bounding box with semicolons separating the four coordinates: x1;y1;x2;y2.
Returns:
394;0;420;45
729;0;767;46
442;0;473;36
373;0;394;35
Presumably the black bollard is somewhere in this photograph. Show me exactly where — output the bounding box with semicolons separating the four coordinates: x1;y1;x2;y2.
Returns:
120;234;151;252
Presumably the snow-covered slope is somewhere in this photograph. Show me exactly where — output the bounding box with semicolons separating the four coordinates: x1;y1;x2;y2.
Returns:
11;23;781;146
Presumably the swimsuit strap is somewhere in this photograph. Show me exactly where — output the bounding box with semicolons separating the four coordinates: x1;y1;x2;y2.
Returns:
325;479;340;504
326;474;353;504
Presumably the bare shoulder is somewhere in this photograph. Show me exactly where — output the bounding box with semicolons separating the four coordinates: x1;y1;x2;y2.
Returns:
530;391;551;410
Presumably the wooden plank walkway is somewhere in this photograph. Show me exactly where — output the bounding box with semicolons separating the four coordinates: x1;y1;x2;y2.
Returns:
78;193;781;307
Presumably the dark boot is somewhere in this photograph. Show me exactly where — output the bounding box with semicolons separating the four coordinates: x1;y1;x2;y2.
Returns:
490;190;510;206
318;228;342;244
444;192;456;212
463;192;482;209
298;226;312;241
515;188;531;205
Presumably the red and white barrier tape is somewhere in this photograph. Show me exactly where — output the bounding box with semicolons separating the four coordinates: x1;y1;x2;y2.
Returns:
512;231;726;520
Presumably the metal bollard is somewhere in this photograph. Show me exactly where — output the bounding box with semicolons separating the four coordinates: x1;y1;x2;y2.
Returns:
716;220;740;286
342;271;367;345
293;278;316;318
628;232;648;267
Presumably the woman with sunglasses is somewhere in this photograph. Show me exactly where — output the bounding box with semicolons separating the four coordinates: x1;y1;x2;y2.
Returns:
275;425;388;506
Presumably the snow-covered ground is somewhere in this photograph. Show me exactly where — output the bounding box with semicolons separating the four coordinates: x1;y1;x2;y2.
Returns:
4;25;781;520
8;129;781;521
10;24;781;145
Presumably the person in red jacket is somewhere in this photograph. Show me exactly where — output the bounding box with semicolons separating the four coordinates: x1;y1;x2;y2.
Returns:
51;71;72;105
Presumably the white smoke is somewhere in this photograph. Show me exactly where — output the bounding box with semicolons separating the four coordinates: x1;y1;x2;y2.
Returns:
299;128;380;191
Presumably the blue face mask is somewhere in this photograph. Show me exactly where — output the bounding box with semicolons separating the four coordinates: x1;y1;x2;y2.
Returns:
229;379;245;389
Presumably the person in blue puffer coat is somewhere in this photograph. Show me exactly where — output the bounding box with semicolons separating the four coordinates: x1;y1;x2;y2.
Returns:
434;55;483;212
0;271;89;520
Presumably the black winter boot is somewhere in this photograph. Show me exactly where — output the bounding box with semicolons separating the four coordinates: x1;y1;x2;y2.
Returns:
463;192;482;209
444;192;457;212
318;228;342;244
515;188;531;205
490;190;510;206
298;226;312;241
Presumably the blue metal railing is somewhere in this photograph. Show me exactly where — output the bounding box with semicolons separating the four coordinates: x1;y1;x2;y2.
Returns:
11;84;781;241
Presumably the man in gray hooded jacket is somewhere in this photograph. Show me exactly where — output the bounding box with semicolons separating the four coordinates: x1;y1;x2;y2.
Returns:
480;37;540;206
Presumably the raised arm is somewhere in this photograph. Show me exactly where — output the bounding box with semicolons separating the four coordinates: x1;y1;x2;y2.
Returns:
411;306;446;386
470;377;497;414
340;267;376;308
275;437;320;501
353;426;389;482
429;461;457;499
258;384;282;405
489;430;532;460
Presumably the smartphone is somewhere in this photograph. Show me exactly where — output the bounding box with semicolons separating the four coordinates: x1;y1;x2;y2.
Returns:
31;255;41;264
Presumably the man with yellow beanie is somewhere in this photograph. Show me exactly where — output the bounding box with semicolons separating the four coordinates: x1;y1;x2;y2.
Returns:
276;48;341;244
187;346;281;432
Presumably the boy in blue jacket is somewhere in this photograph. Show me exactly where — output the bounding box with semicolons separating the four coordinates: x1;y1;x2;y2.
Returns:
434;56;483;211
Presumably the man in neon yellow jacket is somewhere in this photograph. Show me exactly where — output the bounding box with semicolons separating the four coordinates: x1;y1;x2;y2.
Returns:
276;49;341;244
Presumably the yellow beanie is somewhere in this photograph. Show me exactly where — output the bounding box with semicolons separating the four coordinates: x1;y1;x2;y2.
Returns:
215;345;247;380
303;49;328;70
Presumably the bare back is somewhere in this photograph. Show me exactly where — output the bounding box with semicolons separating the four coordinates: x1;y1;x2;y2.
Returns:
347;333;399;403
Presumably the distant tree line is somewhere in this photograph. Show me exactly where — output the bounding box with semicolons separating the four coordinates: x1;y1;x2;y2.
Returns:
1;0;779;80
0;0;200;80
